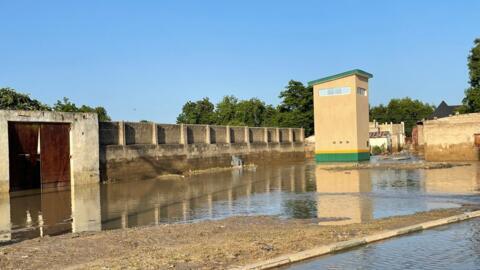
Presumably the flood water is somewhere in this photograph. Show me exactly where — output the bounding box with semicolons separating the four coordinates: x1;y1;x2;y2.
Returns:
284;218;480;270
1;160;480;244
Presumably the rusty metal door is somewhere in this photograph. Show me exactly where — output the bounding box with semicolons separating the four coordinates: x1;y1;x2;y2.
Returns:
8;123;41;191
40;124;71;188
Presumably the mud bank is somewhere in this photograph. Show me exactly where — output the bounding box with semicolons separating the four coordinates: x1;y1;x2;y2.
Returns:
0;206;478;270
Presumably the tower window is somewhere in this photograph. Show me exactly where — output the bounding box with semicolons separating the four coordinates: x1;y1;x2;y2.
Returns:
356;87;367;96
319;87;351;97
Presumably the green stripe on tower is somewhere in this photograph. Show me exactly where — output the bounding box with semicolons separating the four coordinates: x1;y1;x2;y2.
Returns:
315;152;370;162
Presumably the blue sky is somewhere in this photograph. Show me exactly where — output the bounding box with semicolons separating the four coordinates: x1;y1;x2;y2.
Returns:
1;1;479;122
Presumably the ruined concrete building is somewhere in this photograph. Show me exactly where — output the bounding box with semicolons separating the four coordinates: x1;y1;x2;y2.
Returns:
369;121;406;152
417;113;480;161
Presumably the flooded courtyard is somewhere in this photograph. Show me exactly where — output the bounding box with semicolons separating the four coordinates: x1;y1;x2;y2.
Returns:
2;160;479;244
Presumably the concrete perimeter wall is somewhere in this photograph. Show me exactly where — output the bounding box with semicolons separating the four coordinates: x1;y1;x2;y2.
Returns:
99;122;305;181
424;113;480;161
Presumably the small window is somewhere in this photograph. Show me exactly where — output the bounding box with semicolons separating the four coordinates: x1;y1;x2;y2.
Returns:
356;87;367;96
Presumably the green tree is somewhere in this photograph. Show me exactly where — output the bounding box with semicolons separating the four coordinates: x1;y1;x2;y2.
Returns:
215;95;238;125
277;80;314;136
0;88;111;121
79;106;111;122
0;87;50;110
233;98;267;126
459;38;480;113
370;98;435;135
261;105;281;127
54;97;111;121
53;97;78;112
176;97;215;124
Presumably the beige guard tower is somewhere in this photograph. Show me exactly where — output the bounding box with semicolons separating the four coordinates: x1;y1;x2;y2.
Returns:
308;69;373;162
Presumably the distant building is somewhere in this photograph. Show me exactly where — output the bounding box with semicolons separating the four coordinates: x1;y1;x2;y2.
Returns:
369;121;405;152
369;131;391;153
429;101;461;119
309;69;373;162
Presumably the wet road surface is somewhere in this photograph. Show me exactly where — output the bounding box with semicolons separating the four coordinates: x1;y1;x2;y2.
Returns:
283;218;480;270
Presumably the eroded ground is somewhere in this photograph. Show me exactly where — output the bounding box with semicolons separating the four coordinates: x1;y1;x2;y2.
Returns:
0;206;478;270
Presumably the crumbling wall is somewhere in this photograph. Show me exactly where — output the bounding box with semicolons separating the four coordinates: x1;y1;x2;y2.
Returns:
157;124;181;144
99;122;119;146
250;127;265;143
279;128;290;143
210;126;227;144
230;127;246;143
424;113;480;161
125;122;153;145
187;125;207;144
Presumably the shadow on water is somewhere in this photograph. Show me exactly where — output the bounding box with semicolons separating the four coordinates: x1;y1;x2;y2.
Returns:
2;161;480;244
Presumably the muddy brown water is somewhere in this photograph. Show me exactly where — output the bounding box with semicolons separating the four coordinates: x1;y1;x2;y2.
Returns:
1;160;480;244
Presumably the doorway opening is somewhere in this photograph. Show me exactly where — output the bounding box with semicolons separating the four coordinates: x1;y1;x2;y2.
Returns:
8;122;71;192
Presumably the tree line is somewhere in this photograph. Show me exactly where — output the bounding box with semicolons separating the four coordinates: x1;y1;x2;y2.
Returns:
176;80;315;136
0;87;111;121
177;38;480;137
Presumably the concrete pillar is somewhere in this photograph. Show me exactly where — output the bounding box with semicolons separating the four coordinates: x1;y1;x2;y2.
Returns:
264;127;269;143
244;126;250;143
288;128;294;143
179;124;188;145
226;125;231;144
300;128;305;142
152;122;158;145
205;125;211;144
118;121;126;146
276;128;280;143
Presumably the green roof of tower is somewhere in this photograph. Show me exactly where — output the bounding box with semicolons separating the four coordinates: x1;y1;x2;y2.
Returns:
308;69;373;86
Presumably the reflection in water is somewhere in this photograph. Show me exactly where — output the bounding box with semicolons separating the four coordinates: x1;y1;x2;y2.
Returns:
0;194;11;242
71;184;101;233
424;163;480;194
2;185;102;243
316;168;373;225
100;166;310;229
2;162;480;243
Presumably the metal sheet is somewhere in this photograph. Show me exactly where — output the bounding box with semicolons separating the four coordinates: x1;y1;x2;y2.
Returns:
8;123;41;191
40;124;71;187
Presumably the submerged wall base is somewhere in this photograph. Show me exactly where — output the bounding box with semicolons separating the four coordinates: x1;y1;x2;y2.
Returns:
315;152;370;162
101;143;306;182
